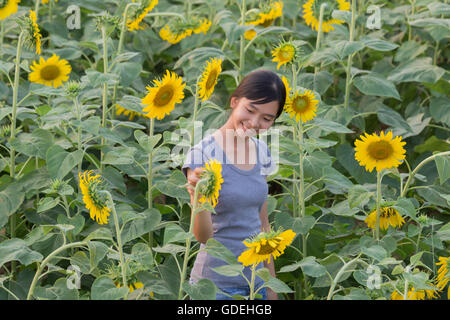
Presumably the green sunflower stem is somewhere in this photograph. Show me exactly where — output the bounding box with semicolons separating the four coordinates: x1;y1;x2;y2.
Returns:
375;170;382;241
291;64;299;218
111;2;139;110
178;180;205;300
401;151;450;198
9;31;25;277
105;191;127;290
35;0;40;19
343;0;357;112
27;241;88;300
238;0;247;82
0;20;4;61
313;3;327;77
326;253;362;300
190;79;200;147
73;96;82;173
249;263;257;300
100;25;109;173
148;117;155;247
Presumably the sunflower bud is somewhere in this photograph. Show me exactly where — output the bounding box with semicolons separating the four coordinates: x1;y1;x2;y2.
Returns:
64;81;83;98
95;11;121;37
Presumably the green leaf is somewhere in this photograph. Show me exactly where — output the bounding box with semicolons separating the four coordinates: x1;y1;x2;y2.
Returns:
9;129;54;159
377;105;413;133
361;245;387;262
330;40;365;59
204;238;237;266
102;146;137;165
429;97;450;126
387;58;445;84
111;61;142;87
163;224;193;244
88;241;109;271
313;119;354;134
330;199;360;217
323;167;354;193
82;69;119;87
353;74;401;100
37;197;60;213
297;71;334;95
121;208;161;244
292;216;316;235
183;278;217;300
336;144;376;184
90;276;129;300
348;185;373;208
211;264;244;277
0;238;43;267
134;130;161;153
360;37;399;51
264;277;294;293
34;278;79;300
46;145;84;180
392;198;417;220
435;155;450;185
0;182;25;226
280;256;327;277
394;40;428;63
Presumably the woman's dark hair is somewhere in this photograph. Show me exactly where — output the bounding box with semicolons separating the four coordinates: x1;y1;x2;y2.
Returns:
230;69;286;120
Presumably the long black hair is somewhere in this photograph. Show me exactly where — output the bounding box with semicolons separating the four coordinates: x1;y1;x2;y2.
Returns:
230;69;286;120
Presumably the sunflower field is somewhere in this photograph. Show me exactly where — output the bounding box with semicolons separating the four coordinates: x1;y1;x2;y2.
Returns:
0;0;449;301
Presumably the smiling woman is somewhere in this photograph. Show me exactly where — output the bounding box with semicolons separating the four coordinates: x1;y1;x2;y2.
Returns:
182;70;285;300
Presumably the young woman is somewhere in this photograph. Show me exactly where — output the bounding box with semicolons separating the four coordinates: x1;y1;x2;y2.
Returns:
182;69;286;300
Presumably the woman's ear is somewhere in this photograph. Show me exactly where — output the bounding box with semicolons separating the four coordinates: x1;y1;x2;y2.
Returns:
230;97;239;109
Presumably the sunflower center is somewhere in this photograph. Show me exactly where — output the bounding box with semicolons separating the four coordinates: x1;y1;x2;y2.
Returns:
292;96;308;111
367;140;393;160
257;240;278;255
205;70;218;90
40;65;60;81
261;18;274;28
280;46;295;61
154;85;174;107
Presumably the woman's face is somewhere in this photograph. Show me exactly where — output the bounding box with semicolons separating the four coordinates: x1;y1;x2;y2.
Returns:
229;97;279;137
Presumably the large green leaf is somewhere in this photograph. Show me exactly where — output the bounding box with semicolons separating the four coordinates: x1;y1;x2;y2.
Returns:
121;208;161;244
204;238;237;265
435;155;450;185
0;182;25;227
183;278;217;300
353;74;400;100
90;276;129;300
46;145;84;180
387;58;445;83
0;238;43;267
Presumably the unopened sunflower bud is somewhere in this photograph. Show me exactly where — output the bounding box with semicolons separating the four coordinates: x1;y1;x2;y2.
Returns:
64;81;82;98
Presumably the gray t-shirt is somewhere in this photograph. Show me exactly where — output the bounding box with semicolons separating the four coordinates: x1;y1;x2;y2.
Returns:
182;134;276;289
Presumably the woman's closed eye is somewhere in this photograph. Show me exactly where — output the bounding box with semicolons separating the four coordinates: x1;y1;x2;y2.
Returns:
247;108;271;122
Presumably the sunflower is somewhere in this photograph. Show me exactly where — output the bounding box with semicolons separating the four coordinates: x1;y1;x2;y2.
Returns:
244;1;283;40
198;58;222;102
281;75;291;98
238;228;296;266
0;0;20;20
127;0;158;31
302;0;350;33
79;170;110;225
28;53;72;88
41;0;59;4
436;257;450;299
159;16;211;44
284;89;319;123
365;207;405;231
27;10;42;55
115;104;149;121
192;17;211;34
354;131;406;173
271;42;298;70
141;70;185;120
198;159;224;208
391;287;438;300
159;24;189;44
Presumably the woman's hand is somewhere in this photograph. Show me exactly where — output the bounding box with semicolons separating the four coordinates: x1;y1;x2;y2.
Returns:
186;167;205;202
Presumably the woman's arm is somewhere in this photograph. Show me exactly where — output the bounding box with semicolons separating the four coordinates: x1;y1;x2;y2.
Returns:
259;198;278;300
186;167;213;244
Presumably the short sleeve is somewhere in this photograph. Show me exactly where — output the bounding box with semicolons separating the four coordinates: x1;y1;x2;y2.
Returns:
257;139;278;177
182;147;205;178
